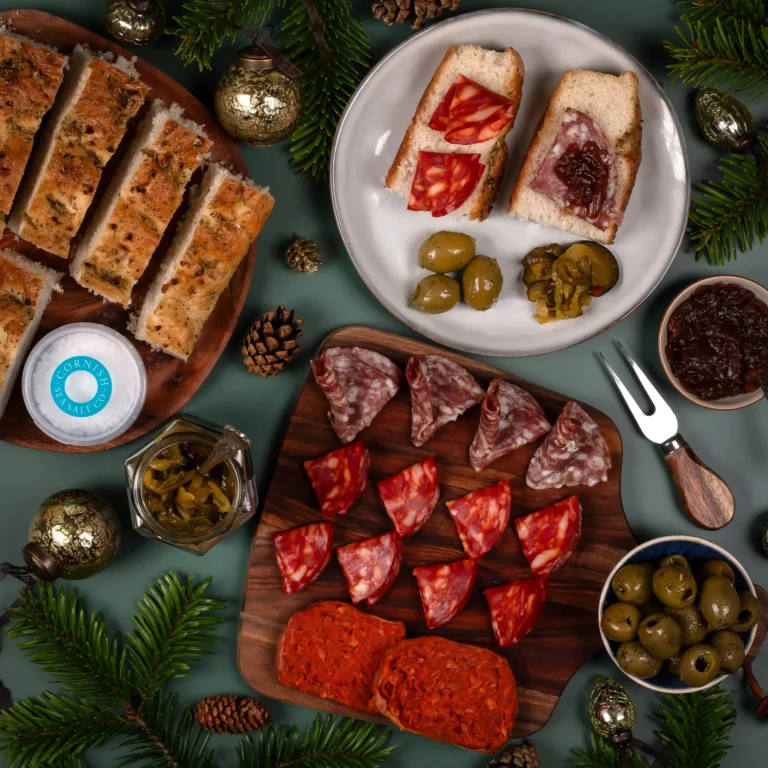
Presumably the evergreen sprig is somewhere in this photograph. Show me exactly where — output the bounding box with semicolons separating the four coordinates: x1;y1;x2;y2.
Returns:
237;714;395;768
572;735;649;768
687;133;768;263
678;0;766;27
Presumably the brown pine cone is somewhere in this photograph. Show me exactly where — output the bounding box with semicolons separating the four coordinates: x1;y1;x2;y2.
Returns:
486;740;542;767
372;0;460;29
242;306;303;378
194;695;270;735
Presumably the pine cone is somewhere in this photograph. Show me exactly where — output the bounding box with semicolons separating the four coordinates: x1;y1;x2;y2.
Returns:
486;740;542;768
194;695;269;735
242;306;303;378
286;235;321;274
372;0;460;29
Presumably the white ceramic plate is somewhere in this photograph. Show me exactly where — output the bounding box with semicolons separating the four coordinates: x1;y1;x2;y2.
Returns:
331;9;690;357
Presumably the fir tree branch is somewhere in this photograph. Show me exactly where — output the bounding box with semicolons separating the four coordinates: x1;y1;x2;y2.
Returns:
665;19;768;98
237;714;395;768
687;133;768;263
0;692;123;768
678;0;766;27
127;574;225;703
7;583;129;704
571;734;650;768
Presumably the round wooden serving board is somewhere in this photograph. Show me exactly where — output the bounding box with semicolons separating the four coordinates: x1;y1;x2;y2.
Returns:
0;9;256;453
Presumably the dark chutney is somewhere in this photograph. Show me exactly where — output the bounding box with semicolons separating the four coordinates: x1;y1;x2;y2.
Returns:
665;282;768;401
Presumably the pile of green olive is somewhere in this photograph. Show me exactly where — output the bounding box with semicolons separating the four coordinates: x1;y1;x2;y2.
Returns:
602;555;761;687
411;231;503;314
521;241;620;323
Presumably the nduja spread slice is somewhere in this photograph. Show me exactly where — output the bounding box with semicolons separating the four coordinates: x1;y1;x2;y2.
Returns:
277;601;405;715
374;635;518;752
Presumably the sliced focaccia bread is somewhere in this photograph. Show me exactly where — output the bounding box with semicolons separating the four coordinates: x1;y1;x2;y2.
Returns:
0;30;67;223
386;44;524;221
129;164;274;359
7;45;150;258
508;69;642;244
70;101;212;306
0;250;62;420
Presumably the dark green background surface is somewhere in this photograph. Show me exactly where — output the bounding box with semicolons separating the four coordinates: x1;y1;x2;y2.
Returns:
1;1;767;765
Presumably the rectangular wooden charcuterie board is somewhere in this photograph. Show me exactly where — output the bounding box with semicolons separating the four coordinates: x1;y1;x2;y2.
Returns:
238;325;637;737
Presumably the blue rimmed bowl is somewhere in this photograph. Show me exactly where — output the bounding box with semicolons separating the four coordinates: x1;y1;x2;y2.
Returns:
599;536;758;693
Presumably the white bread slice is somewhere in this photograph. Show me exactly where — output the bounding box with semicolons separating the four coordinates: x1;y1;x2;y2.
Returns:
386;44;524;221
508;69;642;244
7;45;149;258
0;250;62;420
70;100;212;307
129;164;274;360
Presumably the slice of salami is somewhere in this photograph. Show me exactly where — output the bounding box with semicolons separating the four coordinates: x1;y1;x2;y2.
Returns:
483;575;548;648
446;479;511;559
414;558;477;629
337;530;403;606
312;347;401;444
427;81;458;133
514;496;582;576
526;401;611;490
376;457;439;538
304;441;370;518
530;108;620;231
273;522;334;595
407;151;484;217
469;379;551;471
406;355;485;447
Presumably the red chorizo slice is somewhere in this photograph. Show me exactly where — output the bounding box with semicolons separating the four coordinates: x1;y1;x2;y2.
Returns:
407;151;484;217
337;530;403;606
483;575;548;648
443;75;514;145
376;456;439;537
272;522;334;595
514;496;582;576
303;440;370;518
414;558;477;629
446;479;511;559
427;80;458;132
373;636;518;752
526;401;611;490
277;601;406;714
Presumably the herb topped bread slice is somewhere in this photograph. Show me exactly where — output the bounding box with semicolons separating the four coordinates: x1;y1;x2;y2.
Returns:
129;164;274;360
0;30;67;224
0;250;62;421
70;100;212;307
7;45;150;258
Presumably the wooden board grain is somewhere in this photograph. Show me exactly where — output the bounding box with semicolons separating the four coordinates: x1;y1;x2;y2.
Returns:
238;326;638;738
0;9;256;453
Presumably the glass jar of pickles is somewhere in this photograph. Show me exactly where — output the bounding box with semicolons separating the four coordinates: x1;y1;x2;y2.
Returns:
124;416;258;554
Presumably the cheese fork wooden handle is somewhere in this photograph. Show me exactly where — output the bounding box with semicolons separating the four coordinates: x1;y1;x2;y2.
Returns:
662;436;735;530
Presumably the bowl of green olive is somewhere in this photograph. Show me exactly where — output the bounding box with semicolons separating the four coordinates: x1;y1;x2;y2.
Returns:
599;536;761;693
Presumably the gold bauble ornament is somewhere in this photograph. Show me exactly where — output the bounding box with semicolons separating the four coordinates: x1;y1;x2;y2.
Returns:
27;490;120;580
105;0;166;46
215;45;303;147
588;676;636;739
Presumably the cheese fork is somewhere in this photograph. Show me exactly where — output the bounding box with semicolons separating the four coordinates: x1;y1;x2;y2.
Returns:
598;341;735;531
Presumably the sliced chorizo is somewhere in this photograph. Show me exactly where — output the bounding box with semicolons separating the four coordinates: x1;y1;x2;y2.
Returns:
483;575;548;648
303;440;369;518
376;456;439;537
337;530;402;606
414;558;477;629
446;479;511;559
272;522;334;595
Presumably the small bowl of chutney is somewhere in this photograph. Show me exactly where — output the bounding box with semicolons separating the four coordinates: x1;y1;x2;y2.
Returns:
658;275;768;410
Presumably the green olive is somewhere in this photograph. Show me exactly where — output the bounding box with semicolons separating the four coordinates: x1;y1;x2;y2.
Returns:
418;231;476;273
666;605;708;647
660;555;691;571
616;641;663;679
462;256;502;311
637;614;682;660
678;644;722;687
410;274;460;314
699;576;740;630
612;563;655;606
697;560;736;585
573;241;620;295
709;630;745;673
639;601;665;619
601;602;642;643
730;591;762;632
667;655;682;678
653;565;698;609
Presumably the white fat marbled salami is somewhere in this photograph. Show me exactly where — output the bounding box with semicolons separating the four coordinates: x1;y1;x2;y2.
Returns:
414;558;477;629
377;456;439;537
272;522;334;595
337;530;403;606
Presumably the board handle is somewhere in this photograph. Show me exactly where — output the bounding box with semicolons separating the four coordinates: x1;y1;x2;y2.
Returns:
663;442;735;530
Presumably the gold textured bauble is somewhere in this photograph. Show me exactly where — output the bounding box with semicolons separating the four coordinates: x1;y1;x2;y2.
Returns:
215;46;302;147
105;0;166;46
28;490;121;580
588;676;636;739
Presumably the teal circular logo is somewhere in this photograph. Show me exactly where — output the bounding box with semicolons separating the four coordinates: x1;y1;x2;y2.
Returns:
50;356;112;418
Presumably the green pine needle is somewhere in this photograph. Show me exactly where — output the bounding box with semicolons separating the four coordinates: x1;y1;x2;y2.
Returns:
237;714;395;768
678;0;766;27
571;734;650;768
